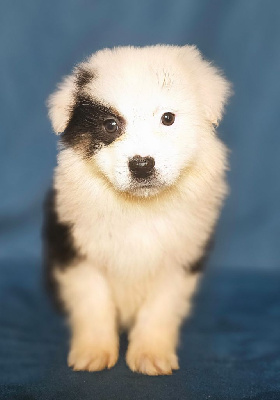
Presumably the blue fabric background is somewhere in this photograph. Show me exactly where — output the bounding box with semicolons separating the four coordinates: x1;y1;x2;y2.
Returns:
1;1;280;399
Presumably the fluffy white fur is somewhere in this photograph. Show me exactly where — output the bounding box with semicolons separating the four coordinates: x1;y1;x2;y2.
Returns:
48;45;231;375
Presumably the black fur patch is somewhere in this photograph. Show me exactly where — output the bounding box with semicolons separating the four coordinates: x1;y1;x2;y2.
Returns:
42;189;81;311
75;67;95;89
61;95;126;158
188;233;215;274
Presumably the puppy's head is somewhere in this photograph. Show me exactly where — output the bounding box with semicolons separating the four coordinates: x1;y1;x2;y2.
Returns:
48;45;231;197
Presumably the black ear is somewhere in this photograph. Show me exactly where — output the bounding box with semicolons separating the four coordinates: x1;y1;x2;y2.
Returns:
181;46;232;126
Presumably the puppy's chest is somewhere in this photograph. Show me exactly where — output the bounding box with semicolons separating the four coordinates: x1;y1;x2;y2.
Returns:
71;205;173;268
60;194;193;272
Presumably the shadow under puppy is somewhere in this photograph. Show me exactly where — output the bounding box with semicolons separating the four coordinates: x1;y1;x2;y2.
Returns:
43;45;231;375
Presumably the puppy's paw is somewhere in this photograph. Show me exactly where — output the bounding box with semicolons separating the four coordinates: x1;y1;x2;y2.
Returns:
126;342;179;375
68;337;119;372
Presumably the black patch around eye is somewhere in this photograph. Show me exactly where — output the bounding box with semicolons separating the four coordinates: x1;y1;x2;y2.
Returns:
75;67;95;89
62;95;125;157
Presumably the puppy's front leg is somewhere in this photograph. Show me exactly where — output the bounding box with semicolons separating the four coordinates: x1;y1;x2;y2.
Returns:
56;261;119;371
126;271;199;375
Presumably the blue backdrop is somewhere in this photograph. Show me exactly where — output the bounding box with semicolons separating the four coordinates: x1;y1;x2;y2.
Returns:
1;2;280;399
1;0;279;269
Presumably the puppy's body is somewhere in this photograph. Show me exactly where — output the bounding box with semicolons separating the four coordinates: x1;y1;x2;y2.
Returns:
44;45;230;375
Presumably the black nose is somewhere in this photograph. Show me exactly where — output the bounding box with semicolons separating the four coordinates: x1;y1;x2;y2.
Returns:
128;155;155;179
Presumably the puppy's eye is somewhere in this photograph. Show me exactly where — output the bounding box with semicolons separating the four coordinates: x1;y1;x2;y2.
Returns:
161;112;175;126
103;118;118;133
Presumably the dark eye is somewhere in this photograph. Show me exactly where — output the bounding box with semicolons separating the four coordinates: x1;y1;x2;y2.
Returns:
103;118;118;133
161;112;175;126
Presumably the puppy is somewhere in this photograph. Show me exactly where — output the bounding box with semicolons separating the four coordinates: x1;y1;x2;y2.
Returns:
43;45;231;375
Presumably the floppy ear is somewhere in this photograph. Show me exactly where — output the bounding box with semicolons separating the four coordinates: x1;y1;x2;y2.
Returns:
47;75;76;134
182;46;232;126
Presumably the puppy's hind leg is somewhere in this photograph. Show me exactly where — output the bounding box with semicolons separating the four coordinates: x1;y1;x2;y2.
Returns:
55;261;119;372
126;270;200;375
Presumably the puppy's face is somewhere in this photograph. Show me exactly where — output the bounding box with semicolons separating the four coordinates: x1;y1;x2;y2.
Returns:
49;46;230;197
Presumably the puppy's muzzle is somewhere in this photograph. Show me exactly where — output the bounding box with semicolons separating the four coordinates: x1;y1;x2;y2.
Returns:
128;155;155;179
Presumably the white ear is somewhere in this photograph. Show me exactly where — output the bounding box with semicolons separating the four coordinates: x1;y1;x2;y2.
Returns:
182;46;232;126
47;75;76;134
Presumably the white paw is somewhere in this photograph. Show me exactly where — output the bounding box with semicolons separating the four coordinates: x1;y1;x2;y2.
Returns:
126;343;179;375
68;337;119;372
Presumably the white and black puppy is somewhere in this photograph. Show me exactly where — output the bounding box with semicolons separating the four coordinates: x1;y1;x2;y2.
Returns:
44;45;231;375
